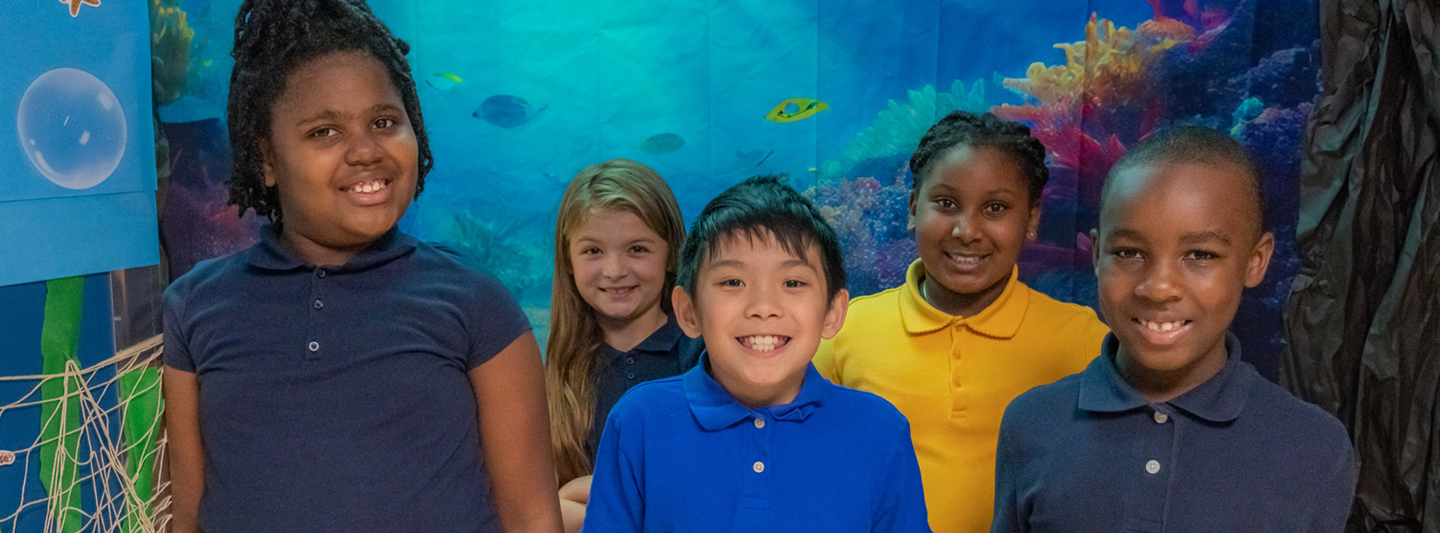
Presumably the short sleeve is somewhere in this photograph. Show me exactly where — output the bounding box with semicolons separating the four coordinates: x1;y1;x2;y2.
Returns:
582;412;645;532
161;283;195;373
1305;441;1357;532
873;420;932;532
463;270;533;369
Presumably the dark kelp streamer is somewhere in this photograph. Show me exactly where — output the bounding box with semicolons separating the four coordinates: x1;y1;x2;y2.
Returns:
1284;0;1439;529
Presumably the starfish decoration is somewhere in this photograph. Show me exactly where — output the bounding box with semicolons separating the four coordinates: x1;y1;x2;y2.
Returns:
60;0;101;17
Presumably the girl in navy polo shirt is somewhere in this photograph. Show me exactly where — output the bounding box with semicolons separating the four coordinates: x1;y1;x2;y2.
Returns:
161;1;562;532
545;159;703;532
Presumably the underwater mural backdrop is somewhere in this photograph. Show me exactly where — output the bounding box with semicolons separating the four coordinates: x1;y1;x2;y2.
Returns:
153;0;1318;379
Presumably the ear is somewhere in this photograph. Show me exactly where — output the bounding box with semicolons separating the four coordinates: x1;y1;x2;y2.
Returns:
820;289;850;340
260;140;278;188
1090;228;1102;277
907;191;918;233
1244;231;1275;288
1025;201;1043;242
672;285;702;339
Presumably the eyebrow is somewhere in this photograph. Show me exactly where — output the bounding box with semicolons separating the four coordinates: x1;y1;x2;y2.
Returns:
1179;230;1232;246
296;104;403;128
707;258;813;270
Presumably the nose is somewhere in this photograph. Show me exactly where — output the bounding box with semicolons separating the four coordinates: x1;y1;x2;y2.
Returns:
345;130;385;167
744;281;783;320
951;212;981;243
1134;259;1183;302
600;253;627;280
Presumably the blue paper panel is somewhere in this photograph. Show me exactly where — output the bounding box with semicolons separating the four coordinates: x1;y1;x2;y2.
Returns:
0;0;158;287
0;192;159;287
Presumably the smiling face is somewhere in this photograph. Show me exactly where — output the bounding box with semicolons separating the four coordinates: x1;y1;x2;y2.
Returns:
673;231;848;408
909;145;1040;316
569;209;670;333
263;50;418;265
1094;162;1273;398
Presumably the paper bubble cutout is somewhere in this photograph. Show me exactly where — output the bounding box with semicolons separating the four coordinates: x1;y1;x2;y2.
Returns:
17;68;128;190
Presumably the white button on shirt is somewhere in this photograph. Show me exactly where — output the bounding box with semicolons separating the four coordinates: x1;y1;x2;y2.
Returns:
754;418;765;429
1154;411;1168;424
753;461;765;473
1146;460;1161;474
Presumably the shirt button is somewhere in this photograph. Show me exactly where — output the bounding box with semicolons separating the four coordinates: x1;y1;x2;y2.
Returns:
1153;411;1168;424
626;357;635;365
313;299;324;310
753;418;765;429
753;461;765;473
316;269;326;278
308;341;320;352
626;372;636;380
1146;460;1161;474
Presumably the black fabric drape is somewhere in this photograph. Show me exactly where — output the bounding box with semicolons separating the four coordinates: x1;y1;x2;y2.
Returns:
1283;0;1439;530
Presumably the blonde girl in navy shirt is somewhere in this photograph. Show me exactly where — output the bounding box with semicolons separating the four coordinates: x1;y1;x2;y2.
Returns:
545;159;702;532
161;1;562;531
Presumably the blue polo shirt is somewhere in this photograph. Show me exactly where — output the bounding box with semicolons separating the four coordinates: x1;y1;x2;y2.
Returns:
583;358;932;533
162;225;531;533
992;333;1356;533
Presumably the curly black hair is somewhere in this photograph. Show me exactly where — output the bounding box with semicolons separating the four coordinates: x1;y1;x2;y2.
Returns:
226;0;432;223
908;111;1049;204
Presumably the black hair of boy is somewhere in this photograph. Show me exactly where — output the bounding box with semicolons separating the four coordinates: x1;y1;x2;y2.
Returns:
908;110;1050;203
676;175;846;302
1102;126;1268;235
226;0;432;224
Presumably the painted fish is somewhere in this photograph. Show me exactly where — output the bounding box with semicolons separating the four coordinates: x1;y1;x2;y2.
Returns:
638;133;685;154
765;98;829;123
426;72;463;90
473;95;548;128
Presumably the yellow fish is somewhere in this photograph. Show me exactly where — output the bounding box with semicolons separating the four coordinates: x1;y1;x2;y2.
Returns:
765;98;829;123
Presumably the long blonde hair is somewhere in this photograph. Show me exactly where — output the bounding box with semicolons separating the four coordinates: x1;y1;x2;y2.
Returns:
547;159;686;484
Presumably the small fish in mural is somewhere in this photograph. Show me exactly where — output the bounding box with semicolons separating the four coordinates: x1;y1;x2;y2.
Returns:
765;98;829;123
473;95;548;128
638;133;685;154
736;149;774;168
427;72;463;90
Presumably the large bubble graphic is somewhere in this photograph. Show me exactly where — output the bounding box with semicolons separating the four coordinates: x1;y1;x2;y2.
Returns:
16;68;127;190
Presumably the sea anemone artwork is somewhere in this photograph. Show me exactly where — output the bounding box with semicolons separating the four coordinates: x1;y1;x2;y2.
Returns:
804;170;915;295
150;0;194;106
837;79;987;175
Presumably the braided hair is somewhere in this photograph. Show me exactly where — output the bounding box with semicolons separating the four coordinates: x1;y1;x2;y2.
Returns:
908;111;1049;204
227;0;432;223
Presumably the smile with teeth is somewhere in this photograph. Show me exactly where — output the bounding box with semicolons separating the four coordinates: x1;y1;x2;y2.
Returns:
738;335;790;353
944;252;987;264
1135;318;1191;332
344;179;390;194
602;286;636;297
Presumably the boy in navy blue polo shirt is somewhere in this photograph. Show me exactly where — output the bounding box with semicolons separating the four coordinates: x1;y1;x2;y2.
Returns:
991;128;1356;532
582;175;931;532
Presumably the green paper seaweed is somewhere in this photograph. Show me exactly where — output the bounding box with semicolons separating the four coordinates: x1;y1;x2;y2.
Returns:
39;277;84;533
118;366;163;533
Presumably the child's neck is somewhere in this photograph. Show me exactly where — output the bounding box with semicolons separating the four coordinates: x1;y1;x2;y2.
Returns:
920;270;1010;318
707;360;805;409
598;304;668;353
280;227;375;267
1114;338;1231;404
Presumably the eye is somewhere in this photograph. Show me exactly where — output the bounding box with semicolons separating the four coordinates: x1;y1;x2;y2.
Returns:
629;245;650;254
934;198;958;209
1186;250;1220;261
578;247;601;255
983;202;1008;214
373;117;396;129
784;279;807;288
1113;248;1142;260
719;278;743;288
309;127;338;138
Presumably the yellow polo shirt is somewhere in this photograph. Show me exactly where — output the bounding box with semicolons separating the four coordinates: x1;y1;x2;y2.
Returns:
815;260;1109;533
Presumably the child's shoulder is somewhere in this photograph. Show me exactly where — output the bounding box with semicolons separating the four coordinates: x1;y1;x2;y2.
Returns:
163;247;254;302
1007;371;1085;416
605;375;690;426
1019;281;1104;323
1245;370;1352;456
846;285;905;312
823;384;912;430
416;241;505;283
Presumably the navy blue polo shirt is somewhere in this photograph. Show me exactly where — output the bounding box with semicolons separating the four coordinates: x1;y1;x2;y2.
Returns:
992;333;1356;533
587;315;703;463
583;358;932;532
162;225;531;533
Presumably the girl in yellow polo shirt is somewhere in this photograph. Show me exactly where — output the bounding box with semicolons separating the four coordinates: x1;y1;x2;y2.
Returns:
814;110;1109;533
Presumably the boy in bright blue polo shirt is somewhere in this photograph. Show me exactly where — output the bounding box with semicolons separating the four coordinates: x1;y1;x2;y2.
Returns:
991;128;1355;532
583;175;931;532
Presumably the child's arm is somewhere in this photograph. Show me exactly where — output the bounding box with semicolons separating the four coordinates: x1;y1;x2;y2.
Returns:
990;414;1028;533
582;415;644;531
559;475;592;533
163;367;205;533
468;333;564;533
874;422;932;532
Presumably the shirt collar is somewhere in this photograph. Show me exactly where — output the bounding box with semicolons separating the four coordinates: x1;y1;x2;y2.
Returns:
246;224;417;273
684;354;830;431
897;259;1029;338
1078;332;1253;422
